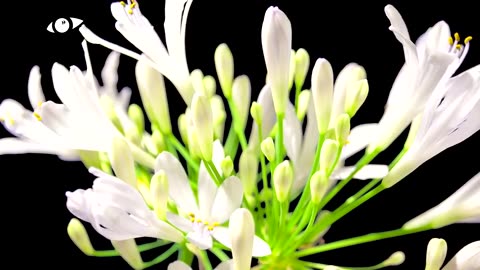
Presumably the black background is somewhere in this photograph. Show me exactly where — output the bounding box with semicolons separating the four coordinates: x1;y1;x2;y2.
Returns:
2;0;479;269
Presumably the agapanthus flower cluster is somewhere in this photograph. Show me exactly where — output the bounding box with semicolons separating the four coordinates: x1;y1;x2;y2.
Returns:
1;1;479;269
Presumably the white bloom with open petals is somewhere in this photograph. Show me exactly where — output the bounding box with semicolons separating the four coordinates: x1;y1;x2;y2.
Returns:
0;42;119;157
368;4;472;153
442;241;480;270
66;168;184;242
80;0;194;104
404;172;480;229
383;66;480;187
156;141;270;256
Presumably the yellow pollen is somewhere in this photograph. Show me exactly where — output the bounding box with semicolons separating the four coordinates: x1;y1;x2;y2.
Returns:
188;213;195;218
465;36;473;44
448;36;454;45
8;117;14;125
207;225;214;231
130;2;136;8
33;112;42;121
454;32;460;42
120;1;126;6
203;221;209;225
195;219;202;223
128;9;133;14
456;44;462;50
212;222;220;227
37;101;43;108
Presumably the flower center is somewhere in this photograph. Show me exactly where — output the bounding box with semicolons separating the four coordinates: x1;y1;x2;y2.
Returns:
120;0;137;15
448;32;472;60
188;213;220;232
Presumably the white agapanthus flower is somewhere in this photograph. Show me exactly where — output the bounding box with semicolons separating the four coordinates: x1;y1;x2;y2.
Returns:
156;141;271;256
404;172;480;229
0;41;118;157
368;4;472;153
79;0;194;104
442;241;480;270
383;66;480;187
66;167;184;242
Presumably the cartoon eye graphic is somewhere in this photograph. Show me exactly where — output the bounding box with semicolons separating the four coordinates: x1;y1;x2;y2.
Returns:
47;17;83;33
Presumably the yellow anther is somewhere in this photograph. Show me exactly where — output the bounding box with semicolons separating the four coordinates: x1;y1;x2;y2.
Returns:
195;219;203;224
454;32;460;42
128;9;133;14
188;213;195;218
345;140;350;145
33;112;42;121
130;2;136;8
456;44;462;50
212;222;220;227
120;1;126;6
37;101;43;108
203;221;209;225
448;36;454;45
465;36;473;44
207;225;214;231
7;117;14;125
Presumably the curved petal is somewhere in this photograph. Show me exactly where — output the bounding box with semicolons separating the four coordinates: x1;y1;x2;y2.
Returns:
209;176;243;223
442;241;480;270
66;189;95;222
211;227;271;258
283;102;302;163
168;261;192;270
28;66;45;110
167;212;194;233
341;124;378;160
155;152;198;214
0;137;73;157
198;161;217;220
214;260;233;270
332;164;389;180
186;231;213;250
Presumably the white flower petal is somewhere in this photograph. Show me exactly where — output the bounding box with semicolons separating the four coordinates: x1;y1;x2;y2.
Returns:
283;102;302;163
100;51;121;96
187;231;213;250
332;165;389;180
209;176;243;223
214;260;233;270
166;213;194;233
211;227;271;258
212;140;226;170
0;137;75;157
384;5;418;66
155;152;198;214
27;66;45;110
198;161;217;220
66;189;95;222
248;85;276;152
341;123;378;160
442;241;480;270
168;261;192;270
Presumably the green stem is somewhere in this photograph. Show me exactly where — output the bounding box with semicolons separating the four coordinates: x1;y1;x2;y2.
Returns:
198;250;213;270
211;247;230;262
301;260;391;270
205;161;222;186
142;244;179;269
167;134;199;172
227;98;248;150
92;240;170;257
275;113;285;165
316;150;379;210
178;245;194;265
294;85;302;114
295;226;430;258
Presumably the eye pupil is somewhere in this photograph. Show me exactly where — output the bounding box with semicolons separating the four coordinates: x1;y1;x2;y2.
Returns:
54;18;71;33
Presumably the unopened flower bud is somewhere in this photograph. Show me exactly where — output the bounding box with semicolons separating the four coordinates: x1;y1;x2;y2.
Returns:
296;90;311;121
294;48;310;90
135;58;171;135
345;79;369;118
232;75;251;129
330;63;366;125
190;69;206;95
312;58;334;134
125;125;141;146
221;156;234;177
262;6;292;115
310;170;329;204
151;129;167;154
425;238;447;270
150;171;169;220
274;160;293;202
250;102;263;126
210;95;227;141
288;49;296;91
230;209;256;270
109;136;136;188
127;104;145;135
192;94;214;161
67;218;95;256
384;251;405;267
215;43;234;98
203;75;217;98
112;239;144;270
178;114;189;146
320;139;339;173
261;137;276;162
335;114;351;146
239;150;259;196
